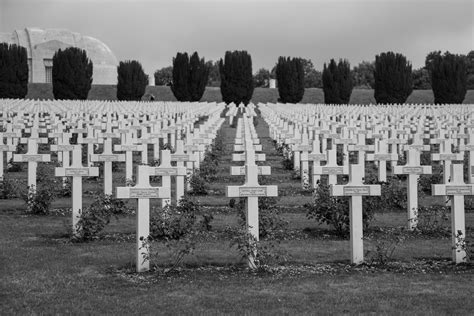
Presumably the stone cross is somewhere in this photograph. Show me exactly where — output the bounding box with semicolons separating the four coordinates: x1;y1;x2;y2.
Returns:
331;164;381;264
295;133;313;189
171;140;195;192
365;140;398;182
432;164;474;263
313;148;348;185
0;132;17;180
150;149;187;207
116;165;171;272
55;146;99;237
226;153;278;269
307;139;327;188
431;139;463;204
13;139;51;193
114;133;145;184
90;137;126;195
348;133;374;165
393;149;432;230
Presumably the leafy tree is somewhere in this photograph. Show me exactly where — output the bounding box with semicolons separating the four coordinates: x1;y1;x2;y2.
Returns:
254;68;270;88
206;60;220;87
430;51;467;104
188;52;209;101
116;60;149;101
322;59;353;104
352;61;375;89
52;47;93;100
0;43;28;98
412;68;431;89
276;56;305;103
154;66;173;86
219;50;254;105
171;52;190;101
374;52;413;104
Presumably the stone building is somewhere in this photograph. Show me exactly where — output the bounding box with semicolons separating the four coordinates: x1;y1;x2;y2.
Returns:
0;27;118;84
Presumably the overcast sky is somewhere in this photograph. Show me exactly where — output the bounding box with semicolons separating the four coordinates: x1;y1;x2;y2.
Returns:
1;0;473;77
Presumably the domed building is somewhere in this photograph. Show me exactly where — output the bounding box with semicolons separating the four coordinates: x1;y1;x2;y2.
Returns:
0;27;118;84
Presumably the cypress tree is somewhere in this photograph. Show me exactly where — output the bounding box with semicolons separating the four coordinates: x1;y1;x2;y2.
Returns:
0;43;29;99
374;52;413;104
52;47;93;100
430;52;467;104
171;52;190;101
188;52;209;101
275;57;305;103
322;59;353;104
219;50;254;105
116;60;149;101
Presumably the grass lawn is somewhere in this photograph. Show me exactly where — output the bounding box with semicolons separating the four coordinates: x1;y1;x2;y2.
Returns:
26;83;474;104
1;111;474;314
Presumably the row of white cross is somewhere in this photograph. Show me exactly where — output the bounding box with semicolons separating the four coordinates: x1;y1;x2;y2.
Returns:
226;105;278;269
260;103;474;264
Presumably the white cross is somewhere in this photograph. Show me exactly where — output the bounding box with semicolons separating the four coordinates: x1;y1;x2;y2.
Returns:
55;146;99;237
432;164;474;263
331;164;381;264
116;165;171;272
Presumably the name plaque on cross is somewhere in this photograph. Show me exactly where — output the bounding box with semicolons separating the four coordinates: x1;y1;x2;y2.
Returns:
65;168;90;176
22;155;43;162
308;154;326;160
172;154;190;161
440;154;460;160
120;145;138;151
129;188;162;198
3;132;19;138
343;186;371;195
239;187;267;197
297;145;312;151
0;145;13;151
352;145;371;151
445;186;473;195
322;167;344;174
98;154;119;161
402;166;423;174
153;168;178;176
374;154;393;160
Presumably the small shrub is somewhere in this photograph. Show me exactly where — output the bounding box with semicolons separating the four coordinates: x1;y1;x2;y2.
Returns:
305;184;375;237
146;197;214;272
414;205;450;236
188;170;209;195
226;225;289;269
74;194;130;241
235;197;288;239
365;228;406;265
454;230;472;262
0;175;25;199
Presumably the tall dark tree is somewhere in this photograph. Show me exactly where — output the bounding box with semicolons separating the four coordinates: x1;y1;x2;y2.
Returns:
430;52;467;104
466;50;474;89
322;59;353;104
188;52;209;101
0;43;29;99
275;57;305;103
374;52;413;104
171;52;190;101
154;66;173;86
219;50;254;105
52;47;93;100
116;60;149;101
171;52;209;101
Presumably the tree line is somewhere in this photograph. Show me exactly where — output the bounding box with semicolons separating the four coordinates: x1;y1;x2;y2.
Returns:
0;42;473;104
